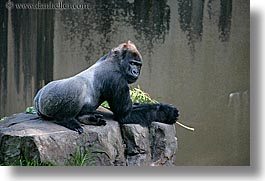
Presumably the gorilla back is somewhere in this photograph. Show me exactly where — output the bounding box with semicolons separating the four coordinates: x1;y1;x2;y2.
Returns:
34;41;179;134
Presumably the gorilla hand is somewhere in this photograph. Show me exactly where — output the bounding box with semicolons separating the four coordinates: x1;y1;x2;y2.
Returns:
156;104;179;124
77;113;106;126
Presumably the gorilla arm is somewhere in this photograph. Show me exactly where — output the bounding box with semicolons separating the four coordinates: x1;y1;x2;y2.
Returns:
118;103;179;127
107;78;179;126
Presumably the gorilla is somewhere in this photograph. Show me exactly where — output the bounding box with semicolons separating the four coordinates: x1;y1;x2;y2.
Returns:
34;41;179;134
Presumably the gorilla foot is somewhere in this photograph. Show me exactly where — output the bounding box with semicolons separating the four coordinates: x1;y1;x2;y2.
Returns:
55;118;84;134
77;114;106;126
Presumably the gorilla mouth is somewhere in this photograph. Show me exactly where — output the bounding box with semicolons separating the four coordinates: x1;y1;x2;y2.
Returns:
127;76;138;84
174;109;179;118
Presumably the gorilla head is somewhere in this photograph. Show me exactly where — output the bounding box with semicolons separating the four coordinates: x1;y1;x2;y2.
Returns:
111;40;143;84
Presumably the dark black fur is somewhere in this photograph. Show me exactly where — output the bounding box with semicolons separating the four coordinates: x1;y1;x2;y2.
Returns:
34;41;179;134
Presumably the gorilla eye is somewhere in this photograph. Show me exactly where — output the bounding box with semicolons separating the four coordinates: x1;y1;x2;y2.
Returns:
132;52;138;57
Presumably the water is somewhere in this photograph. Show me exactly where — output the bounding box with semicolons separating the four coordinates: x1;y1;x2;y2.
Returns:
0;0;249;165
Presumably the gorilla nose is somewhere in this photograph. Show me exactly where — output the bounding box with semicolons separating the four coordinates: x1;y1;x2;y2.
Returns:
174;109;179;118
132;69;138;76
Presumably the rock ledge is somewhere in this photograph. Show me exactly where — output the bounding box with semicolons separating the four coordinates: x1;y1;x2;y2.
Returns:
0;110;177;166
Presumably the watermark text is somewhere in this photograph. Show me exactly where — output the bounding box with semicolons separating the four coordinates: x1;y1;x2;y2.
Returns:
6;0;91;10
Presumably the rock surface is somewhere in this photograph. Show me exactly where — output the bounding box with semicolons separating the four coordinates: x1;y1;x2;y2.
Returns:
0;108;177;166
121;124;151;166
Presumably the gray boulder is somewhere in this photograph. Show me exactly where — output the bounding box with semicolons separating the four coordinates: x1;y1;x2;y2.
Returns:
121;122;177;166
150;122;178;166
121;124;151;166
0;108;177;166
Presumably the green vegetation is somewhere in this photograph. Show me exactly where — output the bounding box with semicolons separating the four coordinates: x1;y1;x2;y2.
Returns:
25;106;37;114
17;159;55;166
101;85;158;108
130;85;158;104
1;146;97;166
65;146;96;166
1;156;55;166
0;117;7;121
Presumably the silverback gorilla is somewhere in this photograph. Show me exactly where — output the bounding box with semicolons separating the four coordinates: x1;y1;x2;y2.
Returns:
34;41;179;134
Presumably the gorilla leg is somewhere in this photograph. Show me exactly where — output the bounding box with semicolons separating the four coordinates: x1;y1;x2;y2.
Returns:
76;104;106;126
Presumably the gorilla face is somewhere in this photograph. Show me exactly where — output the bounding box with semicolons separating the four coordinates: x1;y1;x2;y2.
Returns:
126;57;142;84
118;41;143;84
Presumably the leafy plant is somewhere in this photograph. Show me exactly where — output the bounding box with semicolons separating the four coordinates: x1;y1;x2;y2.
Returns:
101;85;158;108
0;117;7;121
130;85;158;104
0;156;55;166
17;159;55;166
65;146;96;166
100;101;110;108
25;106;37;114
